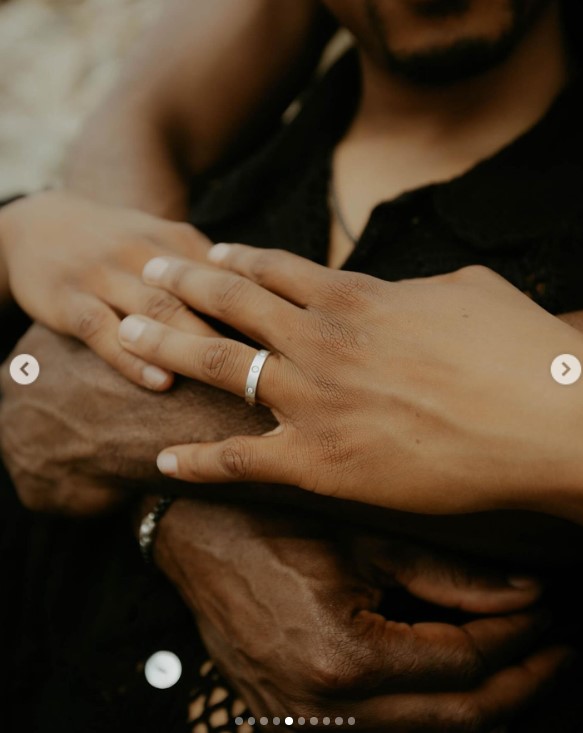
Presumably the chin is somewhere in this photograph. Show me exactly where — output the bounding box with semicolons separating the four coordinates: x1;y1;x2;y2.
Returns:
366;0;550;85
381;37;519;85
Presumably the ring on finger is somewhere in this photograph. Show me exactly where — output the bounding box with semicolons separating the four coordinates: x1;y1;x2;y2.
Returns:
244;349;271;406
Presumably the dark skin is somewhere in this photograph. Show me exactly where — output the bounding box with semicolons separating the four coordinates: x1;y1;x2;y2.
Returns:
1;326;579;732
155;498;568;732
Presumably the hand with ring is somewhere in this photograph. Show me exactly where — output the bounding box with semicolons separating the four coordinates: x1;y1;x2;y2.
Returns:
117;245;583;523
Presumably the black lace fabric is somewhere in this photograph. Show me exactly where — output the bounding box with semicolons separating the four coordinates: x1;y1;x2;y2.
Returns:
2;47;583;731
188;660;250;733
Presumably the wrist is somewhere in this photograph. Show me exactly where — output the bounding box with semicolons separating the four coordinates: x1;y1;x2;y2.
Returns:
499;324;583;522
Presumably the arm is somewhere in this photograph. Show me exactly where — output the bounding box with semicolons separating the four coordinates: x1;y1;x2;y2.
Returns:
3;323;583;569
62;0;331;217
0;0;332;378
138;497;570;731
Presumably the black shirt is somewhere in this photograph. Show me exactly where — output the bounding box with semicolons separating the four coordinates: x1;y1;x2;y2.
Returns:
193;49;583;315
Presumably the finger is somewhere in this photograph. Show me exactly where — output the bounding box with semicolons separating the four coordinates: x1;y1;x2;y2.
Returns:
96;270;220;337
66;294;173;391
155;432;299;486
362;538;542;613
142;256;301;349
151;220;213;261
356;645;573;733
110;221;212;274
347;609;552;693
207;243;332;306
118;315;283;403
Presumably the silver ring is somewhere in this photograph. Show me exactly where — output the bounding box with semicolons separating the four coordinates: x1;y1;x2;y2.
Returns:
244;349;271;406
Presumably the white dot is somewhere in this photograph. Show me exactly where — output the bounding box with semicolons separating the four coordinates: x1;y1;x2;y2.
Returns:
260;718;269;726
335;718;343;726
235;718;244;726
273;718;281;726
144;650;182;689
248;718;256;726
298;718;305;726
285;718;293;726
323;718;330;726
310;718;319;726
252;366;260;372
247;387;254;394
347;718;355;726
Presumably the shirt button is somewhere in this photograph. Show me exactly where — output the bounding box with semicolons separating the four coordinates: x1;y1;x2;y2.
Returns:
145;650;182;689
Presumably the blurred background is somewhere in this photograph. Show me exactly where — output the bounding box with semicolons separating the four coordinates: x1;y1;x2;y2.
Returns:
0;0;161;199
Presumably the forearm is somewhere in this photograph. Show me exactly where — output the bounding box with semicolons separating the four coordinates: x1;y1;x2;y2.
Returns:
63;100;188;219
61;0;329;219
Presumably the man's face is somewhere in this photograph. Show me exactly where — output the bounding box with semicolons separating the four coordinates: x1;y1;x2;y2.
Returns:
322;0;554;84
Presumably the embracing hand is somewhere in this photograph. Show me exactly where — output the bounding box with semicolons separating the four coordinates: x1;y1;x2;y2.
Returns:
0;325;276;515
117;247;583;519
155;499;569;732
0;190;216;390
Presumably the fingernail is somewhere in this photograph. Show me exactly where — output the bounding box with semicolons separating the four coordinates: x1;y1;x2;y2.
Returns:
143;257;169;283
143;365;169;389
157;452;178;476
207;243;231;263
507;575;540;591
119;316;147;343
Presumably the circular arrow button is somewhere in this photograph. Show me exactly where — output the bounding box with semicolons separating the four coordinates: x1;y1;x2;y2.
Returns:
9;354;40;385
551;354;581;386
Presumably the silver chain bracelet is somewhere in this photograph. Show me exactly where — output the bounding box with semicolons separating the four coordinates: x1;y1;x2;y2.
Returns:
138;496;175;564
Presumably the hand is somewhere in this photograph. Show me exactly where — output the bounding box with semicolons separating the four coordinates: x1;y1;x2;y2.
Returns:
154;498;570;732
0;325;276;515
0;190;216;390
117;248;583;520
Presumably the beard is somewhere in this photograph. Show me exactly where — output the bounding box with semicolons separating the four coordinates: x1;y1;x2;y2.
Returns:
365;0;554;85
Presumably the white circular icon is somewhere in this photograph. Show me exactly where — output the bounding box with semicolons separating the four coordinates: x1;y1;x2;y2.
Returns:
551;354;582;386
144;650;182;689
9;354;40;385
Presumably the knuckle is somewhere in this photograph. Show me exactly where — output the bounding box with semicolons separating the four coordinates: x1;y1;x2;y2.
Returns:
248;250;280;284
458;629;490;684
170;221;196;240
74;307;107;342
312;314;360;356
217;438;251;480
450;264;493;284
322;273;379;307
143;292;185;323
16;487;46;512
167;262;190;292
447;699;484;733
310;643;371;694
200;341;238;383
211;276;247;317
